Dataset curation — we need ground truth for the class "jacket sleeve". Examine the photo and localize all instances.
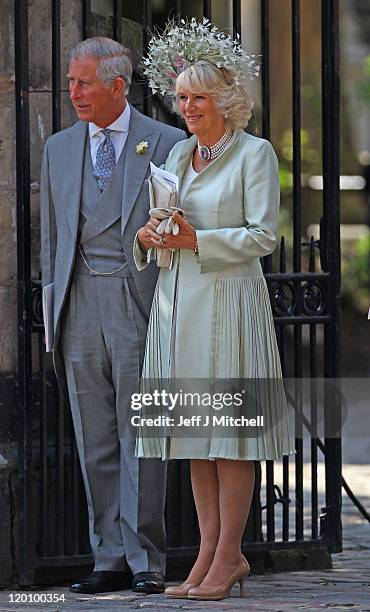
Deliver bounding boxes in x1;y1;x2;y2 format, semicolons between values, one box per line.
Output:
196;139;280;274
40;140;57;287
133;230;151;271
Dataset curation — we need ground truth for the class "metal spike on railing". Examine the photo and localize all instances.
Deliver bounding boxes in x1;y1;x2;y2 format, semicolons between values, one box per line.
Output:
309;236;316;273
280;235;286;273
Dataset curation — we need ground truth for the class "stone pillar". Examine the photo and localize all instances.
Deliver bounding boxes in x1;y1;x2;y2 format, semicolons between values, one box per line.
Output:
0;5;17;374
0;0;17;588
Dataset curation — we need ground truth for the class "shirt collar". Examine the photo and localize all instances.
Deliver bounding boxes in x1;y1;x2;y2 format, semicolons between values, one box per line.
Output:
89;103;131;139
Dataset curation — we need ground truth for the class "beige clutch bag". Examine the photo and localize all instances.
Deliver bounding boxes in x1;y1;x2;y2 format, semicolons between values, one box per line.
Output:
147;173;183;269
148;172;178;209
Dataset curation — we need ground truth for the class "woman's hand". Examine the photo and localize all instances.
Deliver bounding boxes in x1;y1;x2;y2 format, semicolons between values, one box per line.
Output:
137;218;161;252
154;212;197;251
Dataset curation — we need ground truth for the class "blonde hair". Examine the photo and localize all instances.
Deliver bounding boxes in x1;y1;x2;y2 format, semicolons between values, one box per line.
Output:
174;61;253;130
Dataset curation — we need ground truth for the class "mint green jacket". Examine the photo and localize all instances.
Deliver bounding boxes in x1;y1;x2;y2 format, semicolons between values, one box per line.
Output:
134;131;295;460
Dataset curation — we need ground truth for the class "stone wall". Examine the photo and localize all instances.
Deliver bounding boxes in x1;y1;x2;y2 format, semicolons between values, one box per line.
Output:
0;2;17;375
0;1;17;587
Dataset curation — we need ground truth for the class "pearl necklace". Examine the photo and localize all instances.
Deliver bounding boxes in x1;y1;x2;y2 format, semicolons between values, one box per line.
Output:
198;131;233;162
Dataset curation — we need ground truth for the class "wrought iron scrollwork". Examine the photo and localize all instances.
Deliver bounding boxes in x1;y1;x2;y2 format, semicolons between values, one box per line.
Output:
268;275;328;320
270;281;296;317
261;484;291;511
302;281;326;316
32;280;43;328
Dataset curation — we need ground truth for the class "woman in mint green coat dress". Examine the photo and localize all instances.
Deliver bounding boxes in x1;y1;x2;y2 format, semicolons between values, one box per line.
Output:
135;60;294;601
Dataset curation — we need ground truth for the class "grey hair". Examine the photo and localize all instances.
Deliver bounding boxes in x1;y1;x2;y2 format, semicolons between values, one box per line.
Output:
69;37;132;94
174;61;254;130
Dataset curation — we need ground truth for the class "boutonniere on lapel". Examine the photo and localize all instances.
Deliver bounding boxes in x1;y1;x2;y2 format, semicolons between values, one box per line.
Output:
136;141;149;155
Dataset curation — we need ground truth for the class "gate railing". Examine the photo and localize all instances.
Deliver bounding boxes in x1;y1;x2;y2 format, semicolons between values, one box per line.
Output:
15;0;341;584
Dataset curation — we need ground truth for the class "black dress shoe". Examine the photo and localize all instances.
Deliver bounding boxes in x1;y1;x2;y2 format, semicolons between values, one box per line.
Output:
70;571;129;594
132;571;165;594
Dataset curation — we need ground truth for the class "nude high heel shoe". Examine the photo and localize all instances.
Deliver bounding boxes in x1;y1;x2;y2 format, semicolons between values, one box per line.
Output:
187;556;250;601
165;576;205;599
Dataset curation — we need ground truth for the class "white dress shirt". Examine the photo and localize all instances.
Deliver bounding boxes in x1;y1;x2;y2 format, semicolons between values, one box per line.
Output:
89;103;131;167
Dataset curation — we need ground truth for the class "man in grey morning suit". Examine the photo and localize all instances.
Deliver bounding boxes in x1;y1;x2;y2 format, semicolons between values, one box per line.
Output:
40;37;186;595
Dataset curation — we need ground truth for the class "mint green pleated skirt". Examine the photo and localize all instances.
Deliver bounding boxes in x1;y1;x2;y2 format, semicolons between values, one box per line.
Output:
135;250;295;461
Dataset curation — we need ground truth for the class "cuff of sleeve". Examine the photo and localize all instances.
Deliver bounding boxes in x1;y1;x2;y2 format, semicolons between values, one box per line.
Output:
193;231;200;263
195;229;216;273
133;231;150;271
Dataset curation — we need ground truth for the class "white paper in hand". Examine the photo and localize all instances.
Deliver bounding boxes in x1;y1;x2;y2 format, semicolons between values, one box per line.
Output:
42;283;54;352
150;162;179;192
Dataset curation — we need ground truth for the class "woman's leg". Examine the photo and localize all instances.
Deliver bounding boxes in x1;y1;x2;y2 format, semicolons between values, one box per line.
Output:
185;459;220;582
200;459;255;585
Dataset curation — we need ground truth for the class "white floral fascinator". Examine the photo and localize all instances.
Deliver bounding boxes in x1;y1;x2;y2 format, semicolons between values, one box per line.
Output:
143;17;260;98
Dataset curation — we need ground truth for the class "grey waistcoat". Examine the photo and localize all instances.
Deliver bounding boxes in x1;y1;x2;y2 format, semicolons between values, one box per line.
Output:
75;136;132;277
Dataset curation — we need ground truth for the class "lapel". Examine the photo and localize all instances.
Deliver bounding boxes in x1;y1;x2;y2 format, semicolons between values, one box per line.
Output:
171;135;197;188
121;105;160;234
62;121;88;239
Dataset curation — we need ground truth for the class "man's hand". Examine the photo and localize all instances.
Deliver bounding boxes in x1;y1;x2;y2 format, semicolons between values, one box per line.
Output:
137;218;161;252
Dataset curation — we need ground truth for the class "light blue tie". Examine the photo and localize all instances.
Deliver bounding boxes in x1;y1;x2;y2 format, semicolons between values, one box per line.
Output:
94;129;116;191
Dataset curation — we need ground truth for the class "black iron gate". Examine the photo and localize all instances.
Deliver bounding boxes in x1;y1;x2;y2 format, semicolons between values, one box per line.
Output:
15;0;341;584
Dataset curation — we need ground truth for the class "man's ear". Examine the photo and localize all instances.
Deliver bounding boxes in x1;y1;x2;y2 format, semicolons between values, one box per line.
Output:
112;77;126;98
